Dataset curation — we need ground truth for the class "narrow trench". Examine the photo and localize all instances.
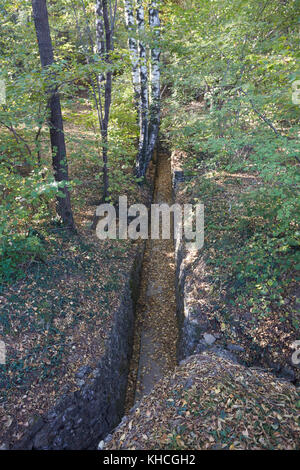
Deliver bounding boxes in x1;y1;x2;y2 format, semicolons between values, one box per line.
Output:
125;152;179;411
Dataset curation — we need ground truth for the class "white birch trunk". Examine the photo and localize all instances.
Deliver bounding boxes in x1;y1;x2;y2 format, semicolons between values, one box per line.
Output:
136;0;149;178
95;0;105;84
124;0;140;113
147;0;160;171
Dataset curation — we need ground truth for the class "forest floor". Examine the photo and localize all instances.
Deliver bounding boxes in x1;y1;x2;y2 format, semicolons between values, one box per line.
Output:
0;99;148;448
1;97;299;449
105;351;299;450
103;100;299;450
171;137;299;383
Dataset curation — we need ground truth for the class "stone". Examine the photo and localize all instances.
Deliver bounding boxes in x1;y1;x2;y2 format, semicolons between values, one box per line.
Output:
93;369;100;378
213;346;240;365
76;365;92;379
227;343;245;353
184;378;195;390
195;340;209;354
269;362;281;373
33;429;49;449
98;440;105;450
76;379;85;388
280;366;295;382
203;333;216;345
173;170;185;187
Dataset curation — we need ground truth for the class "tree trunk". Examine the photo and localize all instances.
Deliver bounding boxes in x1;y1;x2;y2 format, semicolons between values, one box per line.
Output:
124;0;140;115
95;0;105;84
147;0;161;173
136;0;149;178
100;0;113;201
31;0;75;230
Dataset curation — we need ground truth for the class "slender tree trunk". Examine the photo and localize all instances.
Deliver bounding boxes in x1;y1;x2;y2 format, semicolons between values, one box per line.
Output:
124;0;140;115
95;0;105;83
94;0;116;202
146;0;160;173
136;0;149;178
101;0;113;201
31;0;75;230
95;0;108;200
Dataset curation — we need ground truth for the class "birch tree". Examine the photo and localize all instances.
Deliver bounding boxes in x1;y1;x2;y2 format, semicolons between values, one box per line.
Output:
124;0;140;114
95;0;105;84
124;0;161;179
94;0;117;201
31;0;75;230
136;0;149;178
147;0;160;172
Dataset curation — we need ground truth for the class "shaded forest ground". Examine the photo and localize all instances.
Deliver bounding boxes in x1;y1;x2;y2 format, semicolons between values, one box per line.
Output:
105;352;299;450
103;98;300;451
0;98;148;447
1;0;299;452
169;100;299;383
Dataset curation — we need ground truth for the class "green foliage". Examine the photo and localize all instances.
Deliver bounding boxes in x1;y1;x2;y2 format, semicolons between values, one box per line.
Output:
0;233;46;285
162;0;300;318
0;151;63;284
0;0;139;282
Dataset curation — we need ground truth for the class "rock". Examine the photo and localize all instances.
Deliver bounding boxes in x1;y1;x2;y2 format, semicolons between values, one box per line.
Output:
184;378;195;390
173;170;184;185
203;333;216;345
227;343;245;353
33;429;49;449
269;362;281;373
212;346;240;364
243;312;252;321
76;365;92;379
195;340;209;354
103;434;113;446
27;416;44;434
93;368;100;378
76;379;85;388
279;366;295;382
98;440;104;450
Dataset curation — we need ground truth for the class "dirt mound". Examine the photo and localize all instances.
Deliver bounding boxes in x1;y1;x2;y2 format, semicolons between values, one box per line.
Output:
104;351;300;450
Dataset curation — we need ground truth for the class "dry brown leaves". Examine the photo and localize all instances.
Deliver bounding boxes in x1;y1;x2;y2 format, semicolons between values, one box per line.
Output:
105;352;300;450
